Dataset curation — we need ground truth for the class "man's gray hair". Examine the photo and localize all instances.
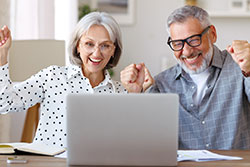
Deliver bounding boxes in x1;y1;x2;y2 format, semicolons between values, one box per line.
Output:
166;5;211;34
69;12;122;69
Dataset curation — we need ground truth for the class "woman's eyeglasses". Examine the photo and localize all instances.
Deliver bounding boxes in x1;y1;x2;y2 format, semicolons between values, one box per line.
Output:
80;40;115;55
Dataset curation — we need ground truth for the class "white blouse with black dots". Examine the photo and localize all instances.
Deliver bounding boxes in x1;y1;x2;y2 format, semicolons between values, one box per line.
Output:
0;63;127;148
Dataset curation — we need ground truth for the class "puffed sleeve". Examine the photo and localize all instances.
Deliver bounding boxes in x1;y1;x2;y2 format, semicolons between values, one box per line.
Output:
0;63;44;114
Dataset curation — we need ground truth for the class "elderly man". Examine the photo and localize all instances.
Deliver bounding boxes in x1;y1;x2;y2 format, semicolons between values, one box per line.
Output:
120;5;250;150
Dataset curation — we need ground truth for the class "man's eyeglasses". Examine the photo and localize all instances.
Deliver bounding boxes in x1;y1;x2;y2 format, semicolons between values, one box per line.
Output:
80;40;115;55
167;26;211;51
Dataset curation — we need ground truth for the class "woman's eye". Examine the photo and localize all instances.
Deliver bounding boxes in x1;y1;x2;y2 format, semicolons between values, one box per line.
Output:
103;44;110;48
100;44;111;50
85;42;94;47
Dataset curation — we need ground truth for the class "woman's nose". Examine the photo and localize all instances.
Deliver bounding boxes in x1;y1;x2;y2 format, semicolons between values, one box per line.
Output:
92;46;101;56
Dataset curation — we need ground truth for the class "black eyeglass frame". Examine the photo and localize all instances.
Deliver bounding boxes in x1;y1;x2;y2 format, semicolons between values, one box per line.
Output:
167;25;211;51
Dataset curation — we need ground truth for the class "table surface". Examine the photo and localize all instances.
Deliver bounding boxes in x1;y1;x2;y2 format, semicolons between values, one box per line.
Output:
0;150;249;167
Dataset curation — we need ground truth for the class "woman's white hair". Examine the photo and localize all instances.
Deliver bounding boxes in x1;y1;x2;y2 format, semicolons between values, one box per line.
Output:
69;12;122;69
166;5;211;34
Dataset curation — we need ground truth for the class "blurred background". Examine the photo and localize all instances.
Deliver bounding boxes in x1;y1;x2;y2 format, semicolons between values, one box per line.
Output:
1;0;250;142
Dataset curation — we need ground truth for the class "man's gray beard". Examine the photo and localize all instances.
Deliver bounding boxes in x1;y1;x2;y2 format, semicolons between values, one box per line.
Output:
175;44;214;74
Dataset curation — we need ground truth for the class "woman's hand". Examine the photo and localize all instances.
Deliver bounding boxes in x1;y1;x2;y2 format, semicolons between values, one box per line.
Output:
0;25;12;66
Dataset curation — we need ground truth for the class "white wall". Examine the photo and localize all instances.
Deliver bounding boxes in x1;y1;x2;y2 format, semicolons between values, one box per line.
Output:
212;18;250;48
112;0;250;80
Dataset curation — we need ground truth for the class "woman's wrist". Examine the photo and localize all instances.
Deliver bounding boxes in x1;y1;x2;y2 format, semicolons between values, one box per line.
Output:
0;50;8;66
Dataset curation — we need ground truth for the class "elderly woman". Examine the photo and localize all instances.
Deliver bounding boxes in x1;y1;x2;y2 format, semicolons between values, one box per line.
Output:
0;12;126;148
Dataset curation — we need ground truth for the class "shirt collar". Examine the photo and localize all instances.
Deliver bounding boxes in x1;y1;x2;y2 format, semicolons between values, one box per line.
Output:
175;64;183;80
210;45;224;69
67;64;115;89
67;64;82;80
174;45;224;80
96;69;115;89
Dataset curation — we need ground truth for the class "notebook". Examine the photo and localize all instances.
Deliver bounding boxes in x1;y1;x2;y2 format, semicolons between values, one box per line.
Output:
66;93;179;166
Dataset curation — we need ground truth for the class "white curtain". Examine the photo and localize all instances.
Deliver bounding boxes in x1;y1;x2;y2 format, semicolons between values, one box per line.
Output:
54;0;78;65
12;0;55;40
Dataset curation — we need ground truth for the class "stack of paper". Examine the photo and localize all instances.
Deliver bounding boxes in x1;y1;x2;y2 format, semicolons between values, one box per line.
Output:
178;150;242;162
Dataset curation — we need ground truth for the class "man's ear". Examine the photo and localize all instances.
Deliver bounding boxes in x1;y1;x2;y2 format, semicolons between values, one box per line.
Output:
209;25;217;43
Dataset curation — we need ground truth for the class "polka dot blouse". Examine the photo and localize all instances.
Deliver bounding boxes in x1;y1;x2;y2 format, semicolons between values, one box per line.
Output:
0;63;127;148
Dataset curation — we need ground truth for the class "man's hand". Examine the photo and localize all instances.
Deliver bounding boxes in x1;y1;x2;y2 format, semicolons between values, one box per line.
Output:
120;63;145;93
0;25;12;66
120;63;154;93
227;40;250;74
143;67;154;92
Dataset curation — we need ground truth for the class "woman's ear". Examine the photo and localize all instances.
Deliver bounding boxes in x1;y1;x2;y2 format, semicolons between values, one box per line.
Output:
112;46;116;57
76;42;80;53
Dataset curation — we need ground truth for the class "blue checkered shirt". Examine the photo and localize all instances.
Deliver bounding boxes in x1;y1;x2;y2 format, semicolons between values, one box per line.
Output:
149;45;250;150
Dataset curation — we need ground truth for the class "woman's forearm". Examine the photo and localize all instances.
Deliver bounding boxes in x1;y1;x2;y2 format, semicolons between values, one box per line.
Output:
0;49;8;66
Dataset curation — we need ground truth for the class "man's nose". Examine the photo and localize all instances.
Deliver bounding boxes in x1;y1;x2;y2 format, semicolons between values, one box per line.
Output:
181;42;193;57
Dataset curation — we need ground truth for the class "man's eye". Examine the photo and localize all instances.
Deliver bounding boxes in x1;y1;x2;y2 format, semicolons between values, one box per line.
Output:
188;39;200;45
172;42;183;47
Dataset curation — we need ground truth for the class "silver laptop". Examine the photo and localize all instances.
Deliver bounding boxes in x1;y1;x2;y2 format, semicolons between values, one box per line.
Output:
66;94;179;166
